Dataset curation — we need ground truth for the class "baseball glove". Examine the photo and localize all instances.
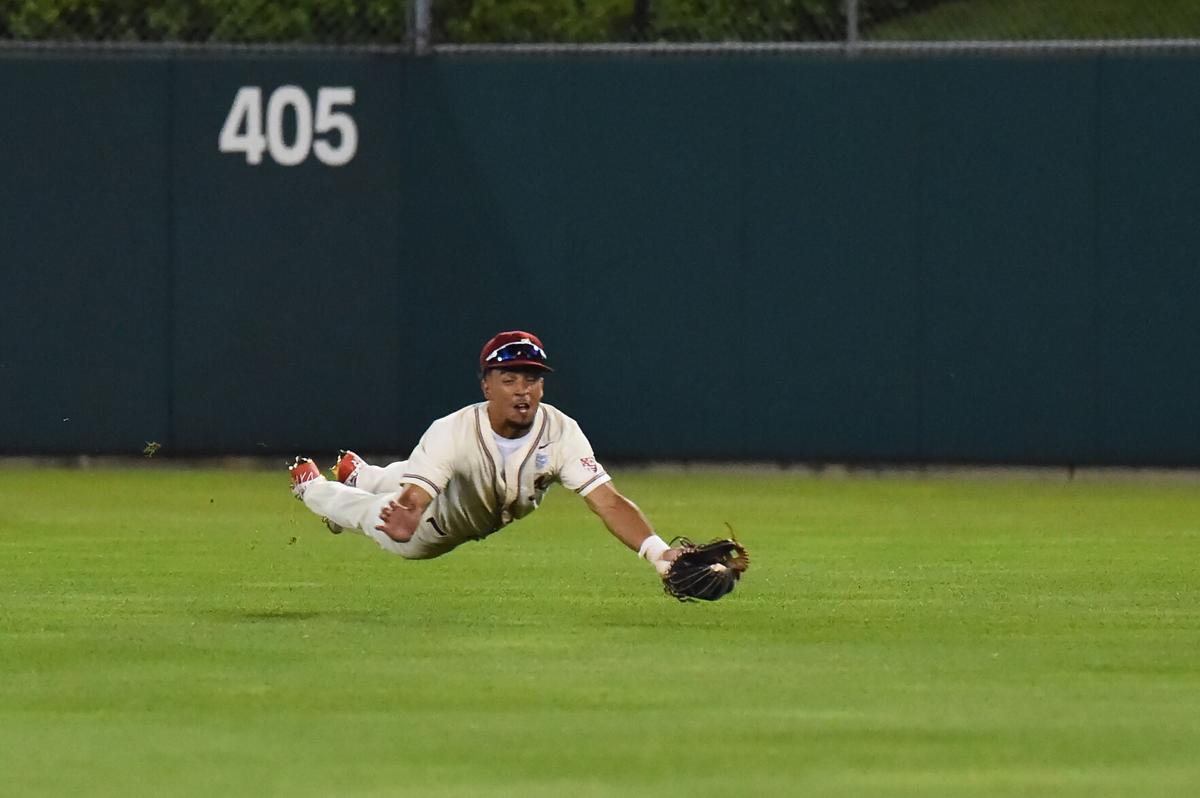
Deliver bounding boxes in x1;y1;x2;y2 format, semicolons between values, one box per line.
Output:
662;536;750;602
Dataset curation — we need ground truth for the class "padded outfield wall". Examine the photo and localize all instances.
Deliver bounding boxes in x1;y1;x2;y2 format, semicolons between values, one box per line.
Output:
2;51;1198;464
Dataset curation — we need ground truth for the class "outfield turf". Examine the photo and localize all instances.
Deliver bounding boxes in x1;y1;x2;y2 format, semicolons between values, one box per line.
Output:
2;468;1199;797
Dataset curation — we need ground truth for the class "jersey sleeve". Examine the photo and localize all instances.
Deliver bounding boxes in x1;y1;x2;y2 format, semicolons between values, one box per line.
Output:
399;417;457;499
556;417;612;497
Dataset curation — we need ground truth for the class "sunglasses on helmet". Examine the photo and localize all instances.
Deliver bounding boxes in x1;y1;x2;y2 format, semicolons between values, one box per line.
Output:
484;339;548;365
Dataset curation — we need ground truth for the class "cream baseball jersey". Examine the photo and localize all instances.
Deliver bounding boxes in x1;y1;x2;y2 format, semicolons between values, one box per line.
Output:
400;402;611;542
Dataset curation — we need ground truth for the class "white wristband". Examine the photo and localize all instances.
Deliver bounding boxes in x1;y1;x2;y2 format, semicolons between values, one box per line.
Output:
637;534;671;564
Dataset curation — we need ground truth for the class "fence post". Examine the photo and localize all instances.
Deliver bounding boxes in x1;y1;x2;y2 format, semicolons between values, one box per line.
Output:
412;0;432;55
846;0;860;51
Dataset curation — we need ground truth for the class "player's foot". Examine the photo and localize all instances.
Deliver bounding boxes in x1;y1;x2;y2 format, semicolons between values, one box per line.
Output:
333;449;365;486
321;517;345;535
288;456;323;498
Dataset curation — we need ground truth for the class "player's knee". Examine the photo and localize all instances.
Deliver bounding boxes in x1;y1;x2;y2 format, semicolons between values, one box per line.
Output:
369;535;442;560
394;543;448;561
369;533;410;558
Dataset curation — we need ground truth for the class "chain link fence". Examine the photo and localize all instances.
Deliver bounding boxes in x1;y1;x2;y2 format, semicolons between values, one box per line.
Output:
1;0;1199;48
0;1;409;46
866;0;1200;42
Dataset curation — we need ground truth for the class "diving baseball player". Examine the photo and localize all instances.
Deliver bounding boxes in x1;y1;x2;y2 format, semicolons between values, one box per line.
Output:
288;330;681;576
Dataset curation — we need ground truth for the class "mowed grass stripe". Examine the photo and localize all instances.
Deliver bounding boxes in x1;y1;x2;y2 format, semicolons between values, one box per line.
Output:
2;469;1198;797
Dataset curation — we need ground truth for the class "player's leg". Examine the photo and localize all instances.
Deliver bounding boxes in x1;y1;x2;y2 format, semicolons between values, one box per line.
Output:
352;461;409;494
334;450;409;495
294;466;457;560
300;479;428;557
300;478;389;538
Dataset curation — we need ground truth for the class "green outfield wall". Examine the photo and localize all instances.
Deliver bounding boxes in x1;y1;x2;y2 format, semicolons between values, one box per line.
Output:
2;51;1198;464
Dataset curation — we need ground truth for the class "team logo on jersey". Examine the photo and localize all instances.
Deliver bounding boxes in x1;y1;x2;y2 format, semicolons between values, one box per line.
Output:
580;456;598;473
535;452;549;470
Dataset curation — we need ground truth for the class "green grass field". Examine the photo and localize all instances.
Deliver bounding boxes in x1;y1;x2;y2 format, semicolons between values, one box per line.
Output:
3;467;1200;797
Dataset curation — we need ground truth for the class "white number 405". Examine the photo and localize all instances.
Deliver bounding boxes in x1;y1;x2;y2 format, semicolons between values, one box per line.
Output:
219;86;358;167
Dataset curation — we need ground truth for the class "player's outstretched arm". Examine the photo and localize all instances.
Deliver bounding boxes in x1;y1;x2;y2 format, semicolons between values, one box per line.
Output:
375;484;434;543
583;483;679;575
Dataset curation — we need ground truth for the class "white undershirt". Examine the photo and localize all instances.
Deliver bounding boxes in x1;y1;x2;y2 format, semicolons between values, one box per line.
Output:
492;428;533;468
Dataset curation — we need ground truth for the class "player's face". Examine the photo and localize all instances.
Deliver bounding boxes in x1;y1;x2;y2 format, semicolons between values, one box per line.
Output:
482;368;545;435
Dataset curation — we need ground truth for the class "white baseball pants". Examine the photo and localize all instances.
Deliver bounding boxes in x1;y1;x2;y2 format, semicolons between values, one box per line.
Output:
301;460;455;560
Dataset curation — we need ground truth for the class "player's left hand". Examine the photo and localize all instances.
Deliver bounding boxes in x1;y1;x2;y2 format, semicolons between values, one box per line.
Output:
660;538;750;601
653;548;681;577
